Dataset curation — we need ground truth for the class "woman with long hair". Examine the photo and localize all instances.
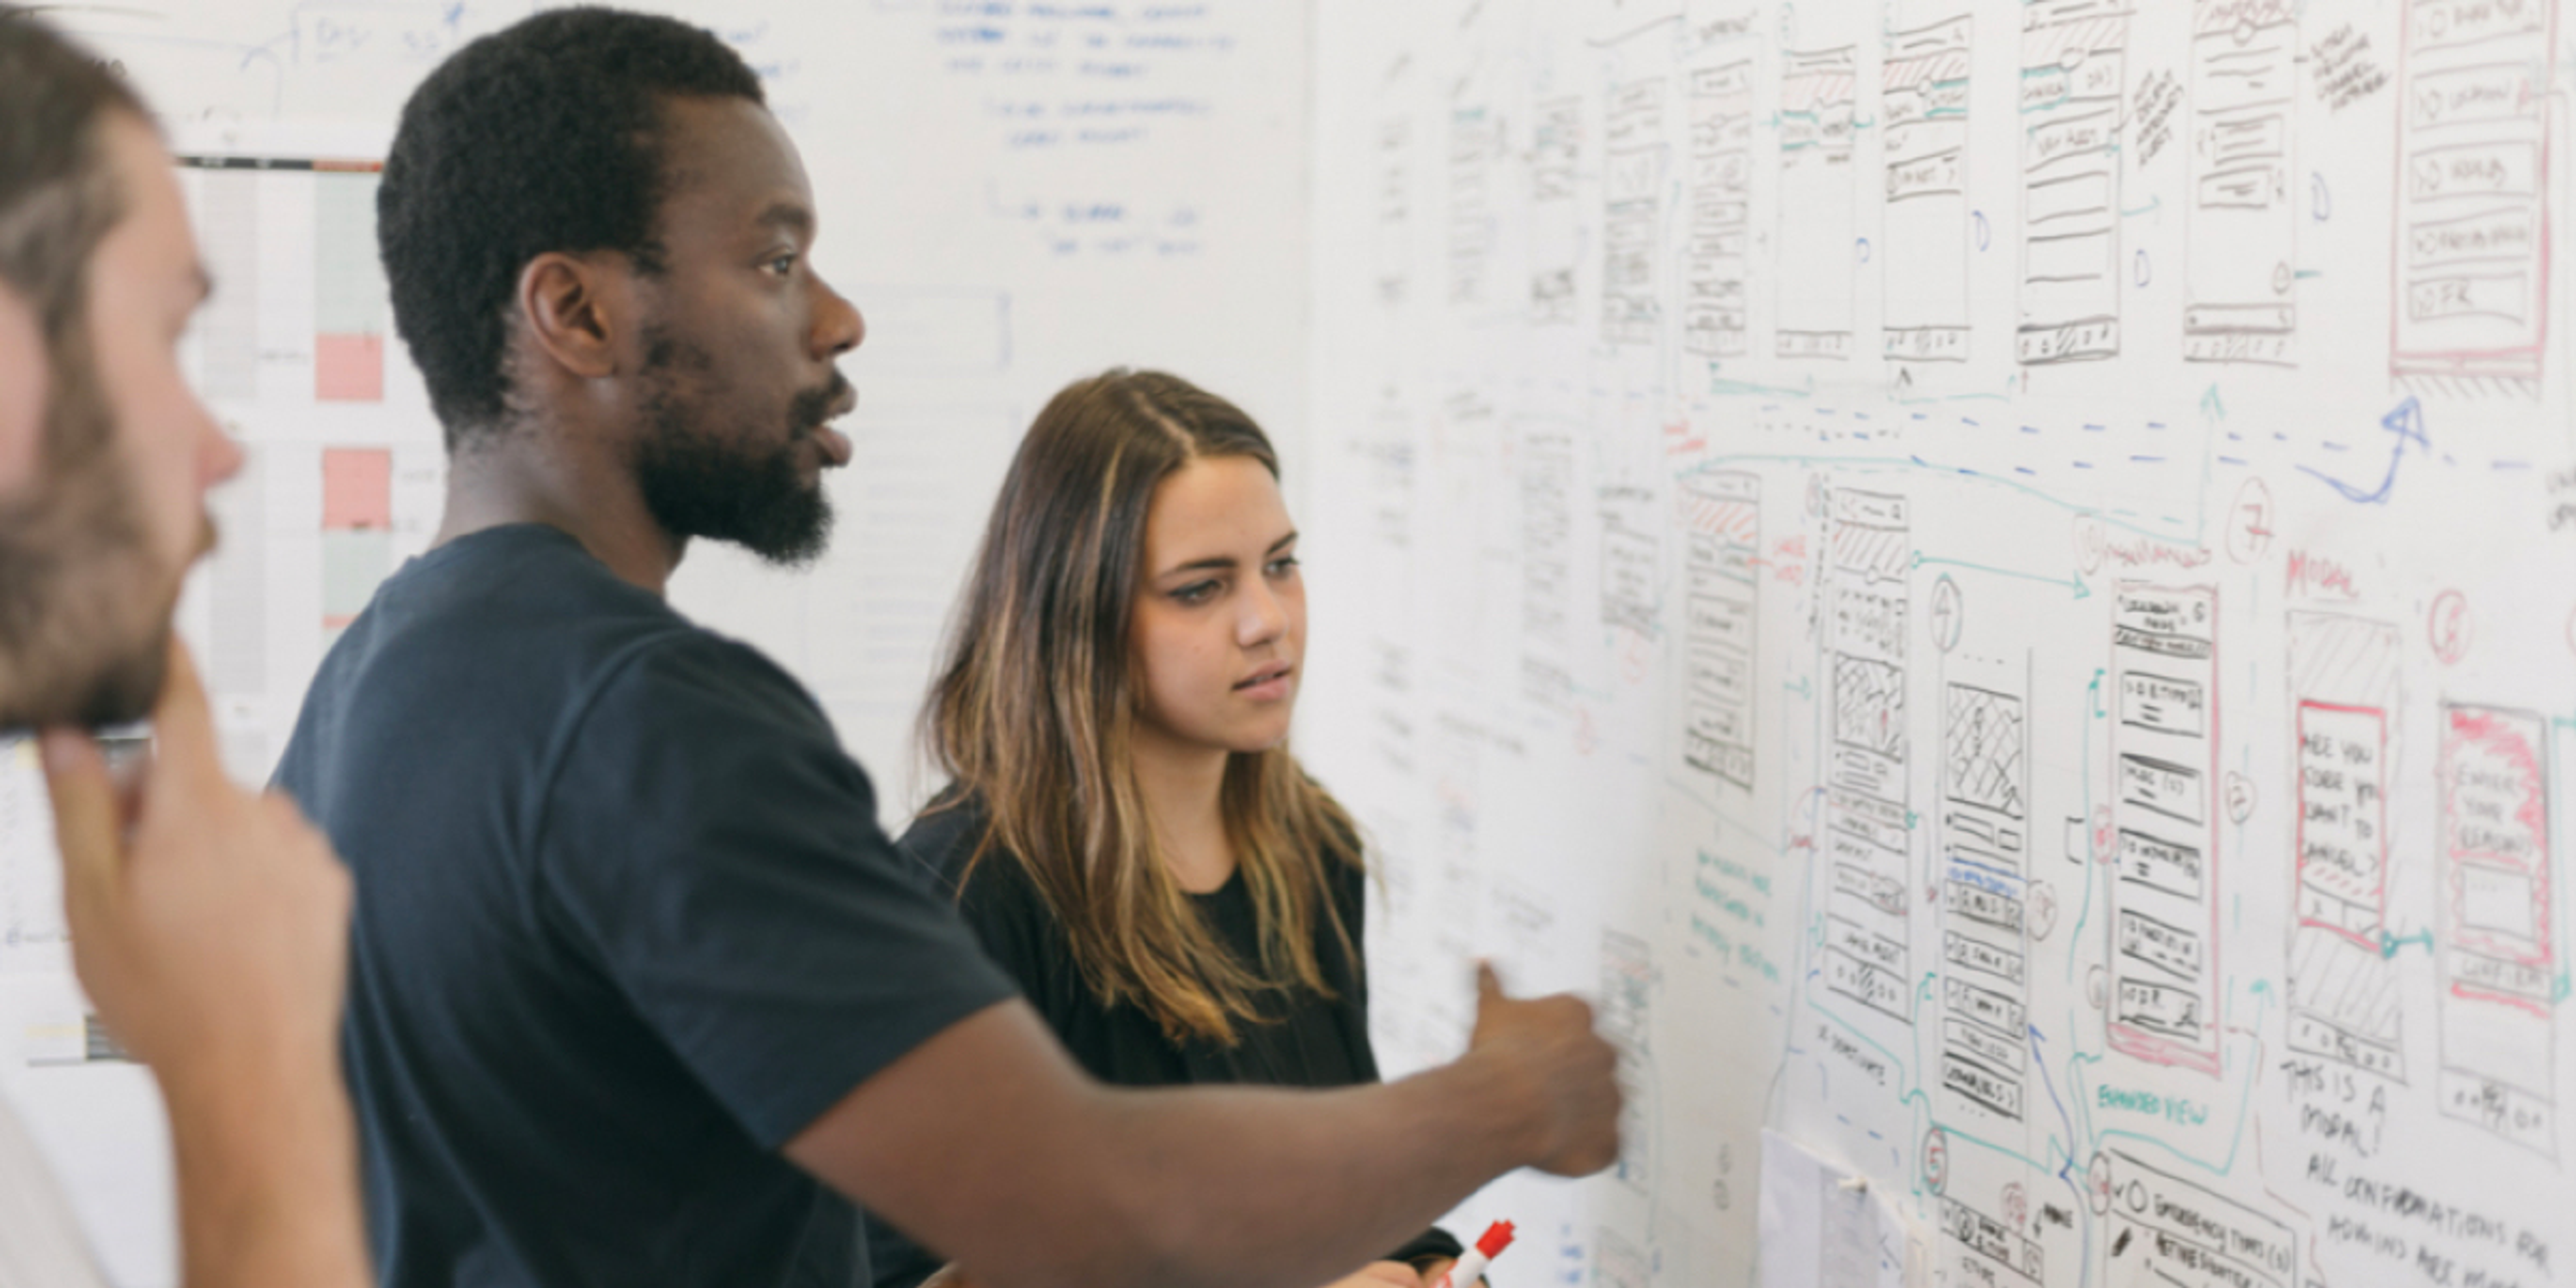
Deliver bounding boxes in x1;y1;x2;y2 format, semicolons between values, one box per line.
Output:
865;370;1461;1288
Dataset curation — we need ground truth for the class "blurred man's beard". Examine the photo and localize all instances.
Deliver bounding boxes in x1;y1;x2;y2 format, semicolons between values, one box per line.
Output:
631;325;837;569
0;327;172;729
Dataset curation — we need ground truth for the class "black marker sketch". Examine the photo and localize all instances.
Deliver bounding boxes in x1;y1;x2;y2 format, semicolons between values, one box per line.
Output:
1685;63;1754;357
2017;1;2129;365
2104;1152;2296;1288
2391;0;2554;394
2185;0;2298;365
1681;472;1759;788
1884;17;1972;363
2285;613;2404;1080
1603;78;1669;345
1825;490;1912;1022
2110;584;2222;1074
1449;104;1503;307
1777;46;1857;360
2437;703;2556;1156
1531;96;1582;325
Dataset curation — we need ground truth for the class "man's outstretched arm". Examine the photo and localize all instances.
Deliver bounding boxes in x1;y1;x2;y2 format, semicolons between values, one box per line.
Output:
790;963;1618;1288
42;642;371;1288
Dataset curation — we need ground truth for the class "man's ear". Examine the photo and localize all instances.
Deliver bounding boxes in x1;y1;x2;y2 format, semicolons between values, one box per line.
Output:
515;251;631;382
0;282;47;490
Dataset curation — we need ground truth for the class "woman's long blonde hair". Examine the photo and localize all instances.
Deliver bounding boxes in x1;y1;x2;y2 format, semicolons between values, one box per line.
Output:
922;369;1361;1045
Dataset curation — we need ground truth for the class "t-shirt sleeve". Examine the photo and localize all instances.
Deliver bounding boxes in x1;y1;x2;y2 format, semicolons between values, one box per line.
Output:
534;633;1019;1149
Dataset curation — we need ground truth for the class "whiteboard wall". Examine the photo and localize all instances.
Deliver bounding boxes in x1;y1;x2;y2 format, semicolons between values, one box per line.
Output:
1306;3;2576;1288
1;4;1309;1283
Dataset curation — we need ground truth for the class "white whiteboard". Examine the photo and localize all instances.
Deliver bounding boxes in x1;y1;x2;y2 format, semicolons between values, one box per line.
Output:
1;4;1309;1283
1307;3;2576;1288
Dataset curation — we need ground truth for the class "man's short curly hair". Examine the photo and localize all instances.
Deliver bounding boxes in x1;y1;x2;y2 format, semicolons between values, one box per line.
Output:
379;7;762;444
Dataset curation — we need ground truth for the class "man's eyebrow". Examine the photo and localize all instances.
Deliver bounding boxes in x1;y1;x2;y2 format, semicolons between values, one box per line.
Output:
755;201;815;239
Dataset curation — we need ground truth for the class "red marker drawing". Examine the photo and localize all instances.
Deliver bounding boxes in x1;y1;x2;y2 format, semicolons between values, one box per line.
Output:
1430;1221;1515;1288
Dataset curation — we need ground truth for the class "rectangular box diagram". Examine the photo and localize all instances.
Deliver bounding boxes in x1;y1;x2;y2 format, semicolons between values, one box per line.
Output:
1603;79;1669;346
1685;63;1754;357
2392;0;2555;385
2285;612;2404;1079
2438;704;2556;1155
1883;17;1973;363
1939;673;2029;1120
1681;472;1758;789
1777;47;1857;360
1824;490;1912;1022
2184;0;2297;365
2017;1;2129;365
2110;584;2222;1074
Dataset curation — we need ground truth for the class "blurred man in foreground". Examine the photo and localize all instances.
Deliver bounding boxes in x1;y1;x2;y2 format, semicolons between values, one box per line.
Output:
0;11;369;1286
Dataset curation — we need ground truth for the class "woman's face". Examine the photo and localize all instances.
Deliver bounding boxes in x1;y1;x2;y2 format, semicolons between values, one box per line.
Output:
1129;454;1305;757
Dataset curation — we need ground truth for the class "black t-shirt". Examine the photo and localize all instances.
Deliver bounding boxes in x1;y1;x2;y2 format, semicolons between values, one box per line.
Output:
864;794;1460;1288
271;524;1018;1288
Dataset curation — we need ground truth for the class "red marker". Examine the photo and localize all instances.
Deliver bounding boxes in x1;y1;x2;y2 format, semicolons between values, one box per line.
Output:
1431;1221;1515;1288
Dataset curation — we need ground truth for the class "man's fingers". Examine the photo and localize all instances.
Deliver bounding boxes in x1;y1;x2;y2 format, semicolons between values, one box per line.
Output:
1475;960;1504;1005
38;728;123;918
144;637;226;795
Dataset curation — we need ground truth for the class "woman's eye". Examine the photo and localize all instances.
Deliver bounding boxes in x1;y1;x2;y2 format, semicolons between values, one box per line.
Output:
1172;581;1219;605
1266;556;1300;577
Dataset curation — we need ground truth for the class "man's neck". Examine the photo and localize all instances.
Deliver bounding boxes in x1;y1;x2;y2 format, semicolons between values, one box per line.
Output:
432;426;684;596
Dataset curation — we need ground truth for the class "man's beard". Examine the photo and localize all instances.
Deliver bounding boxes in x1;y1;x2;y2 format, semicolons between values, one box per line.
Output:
632;327;842;569
0;324;176;730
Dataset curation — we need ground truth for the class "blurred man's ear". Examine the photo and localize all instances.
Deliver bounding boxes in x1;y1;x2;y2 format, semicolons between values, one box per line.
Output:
0;282;44;489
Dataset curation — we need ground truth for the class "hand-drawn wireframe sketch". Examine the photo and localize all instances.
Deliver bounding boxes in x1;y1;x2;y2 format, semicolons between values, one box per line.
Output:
1530;96;1582;325
1685;62;1755;357
1522;430;1577;708
2436;704;2556;1156
2102;1152;2296;1288
1883;16;1972;363
2390;0;2555;392
1681;472;1759;788
2016;1;2129;366
2183;0;2297;366
2285;613;2405;1080
1449;104;1504;307
1938;671;2031;1120
1603;78;1670;345
1376;115;1413;306
1601;930;1656;1191
1942;1194;2044;1287
1824;490;1913;1023
2109;584;2223;1075
1777;46;1857;360
1600;486;1663;634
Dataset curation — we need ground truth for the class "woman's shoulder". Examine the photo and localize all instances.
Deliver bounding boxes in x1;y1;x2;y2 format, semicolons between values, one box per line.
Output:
896;789;1033;903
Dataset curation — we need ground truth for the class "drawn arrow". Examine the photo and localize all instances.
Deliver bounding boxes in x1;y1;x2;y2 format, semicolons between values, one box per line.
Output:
1914;552;2091;599
1786;675;1814;700
2298;397;2427;505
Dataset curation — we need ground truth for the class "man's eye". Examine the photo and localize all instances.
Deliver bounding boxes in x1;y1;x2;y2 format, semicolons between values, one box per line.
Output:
766;253;798;276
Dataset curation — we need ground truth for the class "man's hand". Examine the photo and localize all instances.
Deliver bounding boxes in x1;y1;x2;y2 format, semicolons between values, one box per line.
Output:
40;639;350;1080
1330;1263;1425;1288
1463;962;1621;1177
39;638;368;1288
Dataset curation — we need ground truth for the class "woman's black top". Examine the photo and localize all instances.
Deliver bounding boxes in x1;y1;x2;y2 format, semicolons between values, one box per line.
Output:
863;793;1462;1288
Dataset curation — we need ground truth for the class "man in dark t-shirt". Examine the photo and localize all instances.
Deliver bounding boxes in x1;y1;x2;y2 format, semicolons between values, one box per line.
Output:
274;11;1622;1288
